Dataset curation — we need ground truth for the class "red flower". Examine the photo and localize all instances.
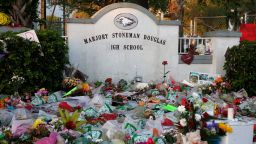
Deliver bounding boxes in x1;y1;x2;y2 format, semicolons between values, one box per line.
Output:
162;61;168;65
147;137;154;144
161;118;174;126
233;98;241;105
76;105;82;110
104;86;113;91
65;121;76;129
173;85;181;91
24;104;33;110
105;78;112;84
188;119;196;130
171;80;176;85
202;112;209;119
100;113;117;121
59;102;74;112
202;97;208;103
181;98;187;106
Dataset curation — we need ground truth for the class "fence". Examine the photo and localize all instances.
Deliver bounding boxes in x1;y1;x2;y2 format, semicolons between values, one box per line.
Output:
179;37;212;55
46;17;64;36
246;14;256;24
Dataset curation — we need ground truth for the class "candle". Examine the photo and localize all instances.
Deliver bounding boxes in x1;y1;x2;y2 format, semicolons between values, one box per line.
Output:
228;108;234;120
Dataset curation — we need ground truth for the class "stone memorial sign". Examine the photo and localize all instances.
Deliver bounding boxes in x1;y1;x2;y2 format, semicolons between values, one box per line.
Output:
67;3;180;82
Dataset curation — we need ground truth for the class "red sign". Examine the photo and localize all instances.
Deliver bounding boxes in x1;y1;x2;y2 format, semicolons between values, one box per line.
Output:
240;24;256;41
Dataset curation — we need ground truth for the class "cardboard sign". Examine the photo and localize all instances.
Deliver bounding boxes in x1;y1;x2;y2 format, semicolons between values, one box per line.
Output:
17;30;40;43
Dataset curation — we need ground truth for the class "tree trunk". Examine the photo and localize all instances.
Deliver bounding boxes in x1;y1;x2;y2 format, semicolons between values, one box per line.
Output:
177;0;185;36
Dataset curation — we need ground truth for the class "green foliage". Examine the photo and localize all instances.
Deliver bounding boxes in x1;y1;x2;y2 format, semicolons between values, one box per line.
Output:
148;0;169;12
0;30;69;94
54;0;168;17
0;0;14;13
224;41;256;96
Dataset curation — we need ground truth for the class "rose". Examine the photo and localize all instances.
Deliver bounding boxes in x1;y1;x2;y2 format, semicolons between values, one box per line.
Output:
195;114;201;121
65;121;76;129
202;112;209;119
178;105;186;113
162;61;168;65
179;118;187;127
76;105;82;110
233;98;241;105
202;97;208;103
105;78;112;84
59;101;74;112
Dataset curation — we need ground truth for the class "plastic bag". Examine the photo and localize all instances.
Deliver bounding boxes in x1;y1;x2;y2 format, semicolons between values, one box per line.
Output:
11;115;33;137
89;94;105;109
0;109;14;126
14;108;32;120
48;91;64;103
144;117;163;134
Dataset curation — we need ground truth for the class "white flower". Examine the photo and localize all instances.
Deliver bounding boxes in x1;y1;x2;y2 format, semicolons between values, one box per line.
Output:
195;114;201;121
179;118;187;127
178;105;186;113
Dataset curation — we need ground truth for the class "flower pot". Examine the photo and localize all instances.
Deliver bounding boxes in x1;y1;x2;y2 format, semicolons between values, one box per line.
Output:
205;136;221;144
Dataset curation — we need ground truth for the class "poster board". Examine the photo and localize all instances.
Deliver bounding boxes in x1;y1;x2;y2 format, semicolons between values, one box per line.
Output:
189;71;220;85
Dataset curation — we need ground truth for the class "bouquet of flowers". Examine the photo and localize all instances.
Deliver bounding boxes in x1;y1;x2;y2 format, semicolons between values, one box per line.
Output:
176;101;232;144
9;75;25;97
35;88;48;96
62;77;82;91
200;121;232;143
212;76;232;94
176;103;203;135
58;102;86;132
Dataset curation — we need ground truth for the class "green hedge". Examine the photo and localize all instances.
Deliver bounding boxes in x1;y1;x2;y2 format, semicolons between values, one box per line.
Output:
224;41;256;96
0;30;69;94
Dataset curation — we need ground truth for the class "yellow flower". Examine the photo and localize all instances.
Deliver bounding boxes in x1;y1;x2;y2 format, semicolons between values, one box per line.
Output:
226;125;233;133
218;123;233;133
33;119;44;129
218;123;225;129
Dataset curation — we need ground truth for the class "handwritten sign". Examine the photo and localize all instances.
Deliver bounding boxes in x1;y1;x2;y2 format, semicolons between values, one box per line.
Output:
17;30;40;43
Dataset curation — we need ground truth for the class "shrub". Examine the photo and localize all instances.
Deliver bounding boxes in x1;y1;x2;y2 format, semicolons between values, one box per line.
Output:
0;30;69;94
224;41;256;96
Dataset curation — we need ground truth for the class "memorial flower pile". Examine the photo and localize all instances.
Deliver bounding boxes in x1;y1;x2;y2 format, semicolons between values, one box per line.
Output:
3;75;256;144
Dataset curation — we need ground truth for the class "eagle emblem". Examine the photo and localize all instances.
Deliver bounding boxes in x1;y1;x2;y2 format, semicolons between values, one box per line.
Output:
114;13;138;30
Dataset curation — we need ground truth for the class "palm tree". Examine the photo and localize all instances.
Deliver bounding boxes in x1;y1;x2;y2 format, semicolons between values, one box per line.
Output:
1;0;39;28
